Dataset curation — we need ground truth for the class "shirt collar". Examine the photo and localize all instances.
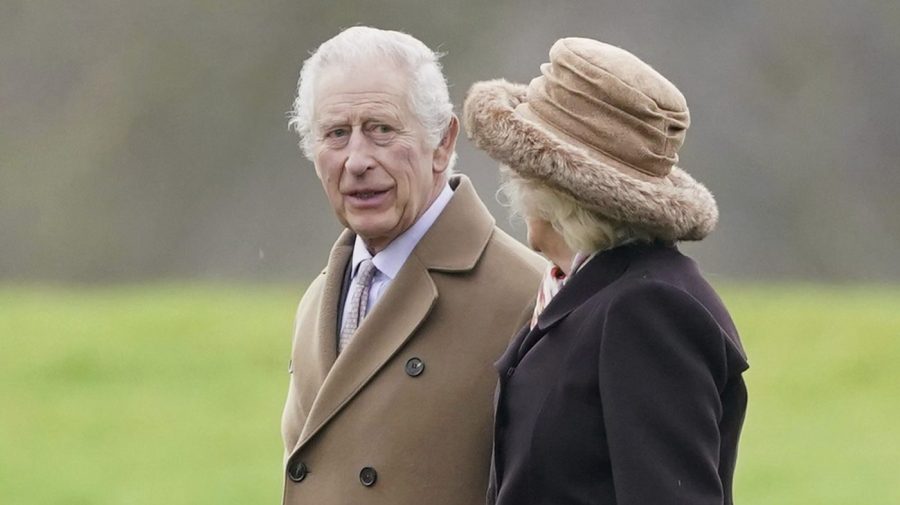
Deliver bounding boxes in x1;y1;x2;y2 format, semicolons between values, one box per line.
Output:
350;183;454;279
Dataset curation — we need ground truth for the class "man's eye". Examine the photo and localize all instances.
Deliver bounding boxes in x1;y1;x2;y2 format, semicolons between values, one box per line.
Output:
370;124;394;135
326;128;347;138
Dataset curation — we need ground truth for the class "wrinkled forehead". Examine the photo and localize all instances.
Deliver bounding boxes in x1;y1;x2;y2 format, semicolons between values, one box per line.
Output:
312;60;422;134
313;57;412;108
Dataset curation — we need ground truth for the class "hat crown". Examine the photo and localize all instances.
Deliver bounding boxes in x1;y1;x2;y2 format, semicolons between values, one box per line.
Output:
554;38;687;112
525;37;690;178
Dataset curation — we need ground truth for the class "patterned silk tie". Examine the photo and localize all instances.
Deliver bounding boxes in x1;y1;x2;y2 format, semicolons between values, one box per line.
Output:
339;258;377;353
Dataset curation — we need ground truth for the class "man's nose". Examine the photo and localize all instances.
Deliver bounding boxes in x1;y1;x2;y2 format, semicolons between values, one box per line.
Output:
344;131;375;176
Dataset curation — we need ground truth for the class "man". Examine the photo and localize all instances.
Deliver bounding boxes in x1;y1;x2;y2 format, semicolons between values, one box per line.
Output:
281;26;544;505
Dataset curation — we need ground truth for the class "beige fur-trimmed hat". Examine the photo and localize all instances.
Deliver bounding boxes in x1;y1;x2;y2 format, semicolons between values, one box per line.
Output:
463;37;718;241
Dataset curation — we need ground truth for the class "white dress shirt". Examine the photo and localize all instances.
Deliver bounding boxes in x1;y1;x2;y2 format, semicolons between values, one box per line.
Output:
340;183;454;330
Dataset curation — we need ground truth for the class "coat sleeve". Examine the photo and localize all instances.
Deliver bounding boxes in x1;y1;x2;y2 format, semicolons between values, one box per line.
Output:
596;279;728;505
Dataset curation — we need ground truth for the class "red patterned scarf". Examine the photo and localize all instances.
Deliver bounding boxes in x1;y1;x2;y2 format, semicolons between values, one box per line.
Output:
529;252;592;329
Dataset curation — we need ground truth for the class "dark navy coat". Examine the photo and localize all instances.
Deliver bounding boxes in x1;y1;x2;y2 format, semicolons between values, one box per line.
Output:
490;242;749;505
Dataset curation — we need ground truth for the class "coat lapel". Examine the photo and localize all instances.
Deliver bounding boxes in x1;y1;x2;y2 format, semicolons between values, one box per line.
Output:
494;324;529;374
295;252;437;449
293;230;353;426
293;175;495;452
507;244;637;362
536;245;635;329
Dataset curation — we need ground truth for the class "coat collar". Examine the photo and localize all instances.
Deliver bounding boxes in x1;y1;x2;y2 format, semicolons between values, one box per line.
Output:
494;243;636;374
412;174;496;272
534;242;641;331
292;174;496;453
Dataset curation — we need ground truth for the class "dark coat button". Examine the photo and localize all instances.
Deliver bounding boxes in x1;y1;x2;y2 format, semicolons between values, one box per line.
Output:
287;460;308;482
359;466;378;487
405;357;425;377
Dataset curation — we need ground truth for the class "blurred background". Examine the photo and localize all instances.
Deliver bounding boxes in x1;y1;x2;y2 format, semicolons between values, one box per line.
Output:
1;0;898;504
3;0;900;283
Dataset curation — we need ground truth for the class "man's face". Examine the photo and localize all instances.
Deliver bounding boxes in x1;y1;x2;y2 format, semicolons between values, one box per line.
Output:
311;60;453;253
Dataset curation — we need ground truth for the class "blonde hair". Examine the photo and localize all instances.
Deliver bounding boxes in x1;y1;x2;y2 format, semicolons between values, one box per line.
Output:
499;170;653;253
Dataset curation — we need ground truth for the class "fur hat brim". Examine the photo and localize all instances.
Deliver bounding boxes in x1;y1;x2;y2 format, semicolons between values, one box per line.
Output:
463;79;719;241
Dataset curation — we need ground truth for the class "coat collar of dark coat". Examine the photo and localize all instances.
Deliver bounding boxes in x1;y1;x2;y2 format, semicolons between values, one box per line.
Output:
497;242;673;368
536;242;664;330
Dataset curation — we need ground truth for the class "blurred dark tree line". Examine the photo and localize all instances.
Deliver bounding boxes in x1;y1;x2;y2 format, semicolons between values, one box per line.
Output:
1;0;898;282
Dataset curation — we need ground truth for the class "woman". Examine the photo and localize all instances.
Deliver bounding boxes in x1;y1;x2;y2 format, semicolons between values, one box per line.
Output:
463;38;749;505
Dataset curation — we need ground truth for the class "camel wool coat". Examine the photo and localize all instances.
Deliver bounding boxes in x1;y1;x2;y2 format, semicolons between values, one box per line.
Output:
281;175;544;505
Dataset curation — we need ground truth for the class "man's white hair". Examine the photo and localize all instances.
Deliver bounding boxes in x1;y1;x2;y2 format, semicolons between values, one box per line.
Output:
499;170;654;254
289;26;457;173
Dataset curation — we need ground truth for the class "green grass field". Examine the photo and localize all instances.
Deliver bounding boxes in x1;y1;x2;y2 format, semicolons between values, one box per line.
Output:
1;282;898;504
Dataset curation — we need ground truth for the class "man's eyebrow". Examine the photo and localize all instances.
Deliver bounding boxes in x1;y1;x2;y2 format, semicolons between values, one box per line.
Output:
363;110;403;124
316;117;347;129
316;105;403;128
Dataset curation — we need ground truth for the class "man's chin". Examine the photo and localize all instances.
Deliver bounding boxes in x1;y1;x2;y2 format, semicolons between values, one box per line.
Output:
348;218;401;247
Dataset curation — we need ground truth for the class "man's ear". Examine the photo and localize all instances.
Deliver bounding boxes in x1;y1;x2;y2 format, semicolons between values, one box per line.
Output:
433;115;460;174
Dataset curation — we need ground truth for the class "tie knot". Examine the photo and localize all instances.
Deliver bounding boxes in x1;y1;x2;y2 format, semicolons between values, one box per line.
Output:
355;258;377;284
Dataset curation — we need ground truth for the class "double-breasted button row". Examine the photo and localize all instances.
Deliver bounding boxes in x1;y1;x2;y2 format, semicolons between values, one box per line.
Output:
286;461;378;488
287;460;308;482
359;466;378;486
405;357;425;377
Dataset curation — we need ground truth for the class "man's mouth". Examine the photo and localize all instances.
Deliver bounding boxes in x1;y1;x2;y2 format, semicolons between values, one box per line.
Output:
350;189;389;199
345;188;391;207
